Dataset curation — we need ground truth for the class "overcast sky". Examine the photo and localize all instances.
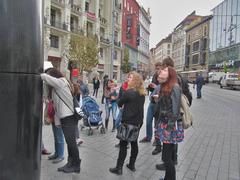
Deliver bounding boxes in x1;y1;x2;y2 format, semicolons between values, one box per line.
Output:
137;0;224;48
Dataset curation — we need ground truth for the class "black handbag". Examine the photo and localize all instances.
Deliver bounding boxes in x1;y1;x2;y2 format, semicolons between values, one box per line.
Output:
116;123;140;142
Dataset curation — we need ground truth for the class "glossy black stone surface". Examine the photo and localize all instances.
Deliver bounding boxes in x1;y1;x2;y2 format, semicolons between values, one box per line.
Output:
0;0;43;179
0;74;42;180
0;0;43;74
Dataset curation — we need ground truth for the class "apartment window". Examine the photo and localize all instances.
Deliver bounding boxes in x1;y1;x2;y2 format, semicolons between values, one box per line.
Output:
50;35;59;48
100;27;105;37
167;50;170;55
168;44;171;49
100;48;103;58
115;12;119;24
192;41;200;52
70;16;74;31
188;34;191;42
202;38;208;50
186;45;191;55
204;26;207;36
114;31;118;42
192;54;199;64
50;9;56;25
114;50;118;59
98;9;101;17
126;15;132;39
85;2;89;12
201;52;206;65
185;56;190;67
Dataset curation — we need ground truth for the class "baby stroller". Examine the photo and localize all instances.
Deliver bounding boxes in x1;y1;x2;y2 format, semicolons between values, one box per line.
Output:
80;96;105;135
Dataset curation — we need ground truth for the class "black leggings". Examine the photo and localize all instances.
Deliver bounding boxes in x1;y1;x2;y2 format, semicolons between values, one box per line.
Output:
117;140;138;167
162;143;176;180
61;115;80;164
93;88;99;97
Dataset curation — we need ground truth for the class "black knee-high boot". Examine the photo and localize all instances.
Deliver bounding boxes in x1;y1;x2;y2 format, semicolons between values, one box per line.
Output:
105;119;109;130
112;120;116;132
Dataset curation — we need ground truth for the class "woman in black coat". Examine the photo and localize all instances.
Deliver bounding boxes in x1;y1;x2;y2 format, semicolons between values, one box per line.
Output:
92;76;100;98
109;71;146;175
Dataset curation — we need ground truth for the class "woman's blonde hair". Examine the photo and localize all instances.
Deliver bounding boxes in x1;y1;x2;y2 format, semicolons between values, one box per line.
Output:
127;71;146;96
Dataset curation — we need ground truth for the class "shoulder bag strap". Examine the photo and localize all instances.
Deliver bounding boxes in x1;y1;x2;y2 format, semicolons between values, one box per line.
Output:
54;90;74;114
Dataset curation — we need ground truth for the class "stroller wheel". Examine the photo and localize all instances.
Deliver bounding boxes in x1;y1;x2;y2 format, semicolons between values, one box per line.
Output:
100;127;106;134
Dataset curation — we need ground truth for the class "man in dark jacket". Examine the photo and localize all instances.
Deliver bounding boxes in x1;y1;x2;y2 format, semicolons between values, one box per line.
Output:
194;73;204;99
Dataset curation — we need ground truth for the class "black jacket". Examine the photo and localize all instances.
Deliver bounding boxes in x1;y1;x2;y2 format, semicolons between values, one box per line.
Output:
158;85;181;126
118;89;145;126
177;74;192;106
93;79;100;89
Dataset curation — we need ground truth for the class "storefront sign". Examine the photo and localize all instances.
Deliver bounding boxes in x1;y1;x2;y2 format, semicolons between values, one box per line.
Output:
72;69;79;77
215;60;235;68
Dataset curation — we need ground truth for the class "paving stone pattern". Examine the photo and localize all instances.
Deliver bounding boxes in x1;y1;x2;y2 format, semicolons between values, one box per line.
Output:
41;84;240;180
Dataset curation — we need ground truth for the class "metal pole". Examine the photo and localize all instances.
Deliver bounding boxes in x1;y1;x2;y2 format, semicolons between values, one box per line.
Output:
110;0;115;79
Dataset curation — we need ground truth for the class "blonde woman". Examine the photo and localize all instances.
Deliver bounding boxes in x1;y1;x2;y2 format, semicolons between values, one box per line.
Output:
109;71;146;175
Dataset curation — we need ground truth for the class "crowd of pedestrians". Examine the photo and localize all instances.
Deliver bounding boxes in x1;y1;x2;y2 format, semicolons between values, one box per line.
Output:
41;56;196;180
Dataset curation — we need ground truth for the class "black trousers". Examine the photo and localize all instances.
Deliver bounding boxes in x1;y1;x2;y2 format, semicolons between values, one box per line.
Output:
101;89;105;104
162;144;178;162
117;140;138;167
61;115;80;165
93;88;99;97
162;143;176;180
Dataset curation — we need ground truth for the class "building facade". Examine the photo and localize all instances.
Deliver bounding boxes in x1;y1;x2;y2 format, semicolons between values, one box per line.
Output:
185;16;212;71
138;7;151;74
149;48;156;74
44;0;122;80
122;0;140;69
209;0;240;72
154;34;172;63
172;11;202;72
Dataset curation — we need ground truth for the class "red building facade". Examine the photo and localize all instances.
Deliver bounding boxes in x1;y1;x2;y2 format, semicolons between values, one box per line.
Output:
122;0;140;49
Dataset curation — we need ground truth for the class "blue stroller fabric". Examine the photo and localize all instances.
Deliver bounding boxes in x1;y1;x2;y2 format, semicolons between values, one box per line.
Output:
81;96;102;125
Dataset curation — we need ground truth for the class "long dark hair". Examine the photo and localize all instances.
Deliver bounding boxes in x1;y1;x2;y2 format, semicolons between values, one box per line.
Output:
45;68;64;97
159;66;177;96
46;68;64;78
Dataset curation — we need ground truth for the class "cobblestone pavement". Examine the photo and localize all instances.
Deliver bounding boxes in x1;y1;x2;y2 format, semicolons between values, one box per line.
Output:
41;83;240;180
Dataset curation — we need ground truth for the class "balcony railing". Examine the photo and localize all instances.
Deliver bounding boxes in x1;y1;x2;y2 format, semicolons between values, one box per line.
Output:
100;37;110;44
50;20;68;31
114;41;121;47
52;0;65;6
115;3;121;10
71;4;82;15
71;26;84;35
100;16;107;25
87;12;96;21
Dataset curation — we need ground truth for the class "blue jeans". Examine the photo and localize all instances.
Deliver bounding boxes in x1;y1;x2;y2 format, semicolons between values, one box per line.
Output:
105;102;117;121
146;102;154;140
196;85;202;98
115;109;123;128
52;123;64;158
